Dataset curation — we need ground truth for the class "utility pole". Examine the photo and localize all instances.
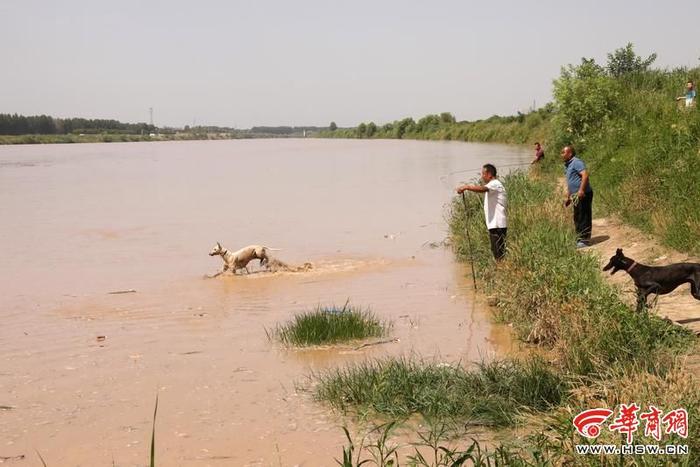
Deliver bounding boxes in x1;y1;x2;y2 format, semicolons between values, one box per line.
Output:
149;107;154;126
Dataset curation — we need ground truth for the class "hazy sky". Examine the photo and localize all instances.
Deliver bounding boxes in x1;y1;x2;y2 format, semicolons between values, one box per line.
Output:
1;0;698;128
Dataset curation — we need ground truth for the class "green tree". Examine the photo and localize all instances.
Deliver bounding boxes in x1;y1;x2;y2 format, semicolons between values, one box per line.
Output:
440;112;456;124
553;57;620;140
329;121;337;131
606;43;657;78
366;122;377;137
393;118;415;139
417;114;440;133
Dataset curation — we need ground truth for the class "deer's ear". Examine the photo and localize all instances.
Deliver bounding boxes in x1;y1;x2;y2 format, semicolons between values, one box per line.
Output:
217;242;221;248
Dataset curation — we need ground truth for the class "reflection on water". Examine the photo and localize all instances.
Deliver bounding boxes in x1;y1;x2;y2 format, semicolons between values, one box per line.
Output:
0;139;528;465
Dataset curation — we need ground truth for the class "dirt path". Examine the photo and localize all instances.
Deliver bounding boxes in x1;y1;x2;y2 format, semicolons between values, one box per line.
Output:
587;217;700;335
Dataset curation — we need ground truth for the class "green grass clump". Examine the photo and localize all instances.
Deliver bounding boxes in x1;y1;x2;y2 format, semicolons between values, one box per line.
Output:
270;304;389;346
313;357;565;427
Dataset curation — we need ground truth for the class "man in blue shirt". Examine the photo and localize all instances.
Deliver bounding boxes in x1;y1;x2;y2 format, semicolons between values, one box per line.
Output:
676;80;696;108
561;146;593;248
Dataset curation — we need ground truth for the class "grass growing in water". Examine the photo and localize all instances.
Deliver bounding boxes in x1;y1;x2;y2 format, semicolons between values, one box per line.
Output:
270;302;389;346
314;357;565;427
336;419;697;466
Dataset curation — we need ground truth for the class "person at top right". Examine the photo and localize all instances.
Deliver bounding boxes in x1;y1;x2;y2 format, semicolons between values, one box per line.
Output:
676;80;696;108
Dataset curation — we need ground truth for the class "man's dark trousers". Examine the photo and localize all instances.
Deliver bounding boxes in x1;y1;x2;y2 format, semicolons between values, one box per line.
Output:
573;191;593;243
488;228;507;260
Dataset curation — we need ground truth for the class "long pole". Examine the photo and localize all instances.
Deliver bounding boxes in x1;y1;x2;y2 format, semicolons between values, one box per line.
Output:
461;192;477;291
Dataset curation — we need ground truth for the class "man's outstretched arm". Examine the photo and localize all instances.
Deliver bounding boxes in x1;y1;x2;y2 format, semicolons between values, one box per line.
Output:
456;184;488;194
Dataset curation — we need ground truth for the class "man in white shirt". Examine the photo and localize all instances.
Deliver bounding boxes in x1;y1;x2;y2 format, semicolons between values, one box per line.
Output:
456;164;508;260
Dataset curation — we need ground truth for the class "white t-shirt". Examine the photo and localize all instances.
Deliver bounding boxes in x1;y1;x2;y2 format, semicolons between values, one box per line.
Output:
484;179;507;229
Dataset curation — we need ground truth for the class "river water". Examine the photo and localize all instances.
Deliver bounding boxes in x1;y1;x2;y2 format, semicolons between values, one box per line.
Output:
0;138;529;465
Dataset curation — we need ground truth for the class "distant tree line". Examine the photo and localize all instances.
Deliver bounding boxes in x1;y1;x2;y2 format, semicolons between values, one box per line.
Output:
182;125;237;134
0;113;156;135
249;126;326;135
323;112;463;139
321;43;670;144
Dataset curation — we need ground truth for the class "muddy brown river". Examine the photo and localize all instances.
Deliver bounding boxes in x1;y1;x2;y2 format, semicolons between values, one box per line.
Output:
0;139;529;466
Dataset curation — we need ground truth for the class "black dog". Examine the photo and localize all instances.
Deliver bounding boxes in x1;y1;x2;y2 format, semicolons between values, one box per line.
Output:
603;248;700;311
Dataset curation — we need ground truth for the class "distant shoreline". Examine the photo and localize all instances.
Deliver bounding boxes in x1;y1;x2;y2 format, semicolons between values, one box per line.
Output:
0;132;320;145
